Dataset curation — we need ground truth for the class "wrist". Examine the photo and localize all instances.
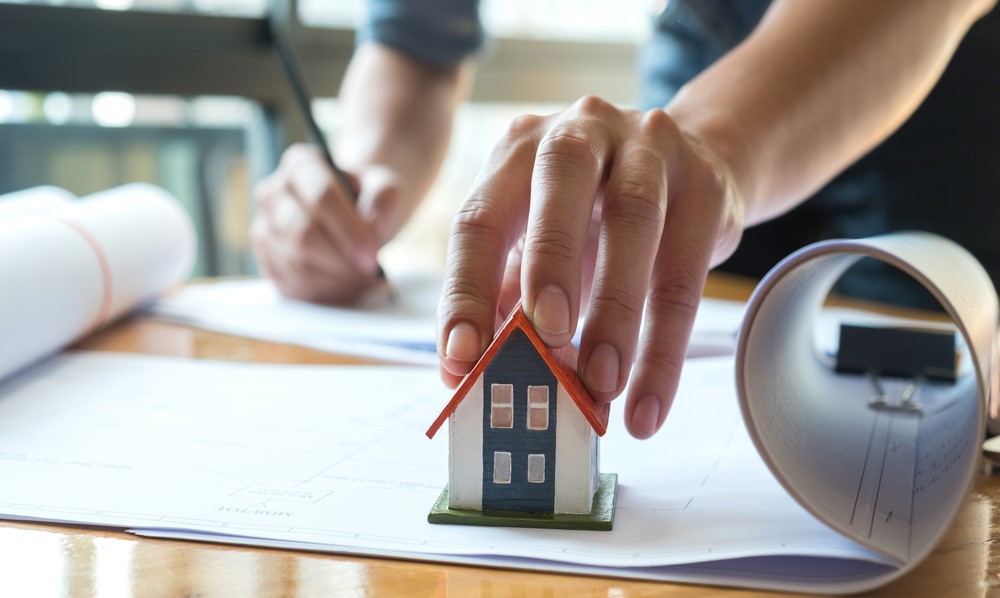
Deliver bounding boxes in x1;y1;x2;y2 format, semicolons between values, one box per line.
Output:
666;89;761;229
334;44;463;224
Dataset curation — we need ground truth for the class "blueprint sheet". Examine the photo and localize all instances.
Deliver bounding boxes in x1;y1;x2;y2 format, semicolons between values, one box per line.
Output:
150;276;749;364
0;353;892;592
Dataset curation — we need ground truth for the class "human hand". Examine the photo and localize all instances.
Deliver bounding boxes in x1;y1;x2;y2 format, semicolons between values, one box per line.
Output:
437;96;745;439
251;144;404;305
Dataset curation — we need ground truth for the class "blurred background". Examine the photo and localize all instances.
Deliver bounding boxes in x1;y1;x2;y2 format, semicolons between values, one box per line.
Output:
0;0;653;278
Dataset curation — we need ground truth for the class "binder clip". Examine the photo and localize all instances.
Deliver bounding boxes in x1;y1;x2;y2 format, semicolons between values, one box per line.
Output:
835;324;957;414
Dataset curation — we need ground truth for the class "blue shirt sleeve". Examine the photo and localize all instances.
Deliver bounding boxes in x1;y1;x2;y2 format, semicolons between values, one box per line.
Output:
360;0;483;67
638;0;769;108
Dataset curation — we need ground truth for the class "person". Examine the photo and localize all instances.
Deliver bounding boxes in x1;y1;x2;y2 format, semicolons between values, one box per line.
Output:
251;0;999;439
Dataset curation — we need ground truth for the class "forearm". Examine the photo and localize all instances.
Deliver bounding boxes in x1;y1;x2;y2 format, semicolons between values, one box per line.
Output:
667;0;996;227
335;42;469;222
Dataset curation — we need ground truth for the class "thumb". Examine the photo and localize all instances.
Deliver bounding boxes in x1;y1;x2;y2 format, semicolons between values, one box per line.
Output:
356;165;404;247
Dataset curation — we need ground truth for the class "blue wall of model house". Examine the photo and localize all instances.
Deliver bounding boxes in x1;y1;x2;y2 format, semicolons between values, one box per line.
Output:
482;329;556;512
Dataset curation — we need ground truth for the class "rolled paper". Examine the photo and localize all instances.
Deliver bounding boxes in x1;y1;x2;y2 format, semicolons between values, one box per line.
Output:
0;184;196;381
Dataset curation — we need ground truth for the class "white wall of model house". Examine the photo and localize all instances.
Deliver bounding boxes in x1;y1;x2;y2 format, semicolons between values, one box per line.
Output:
447;374;598;514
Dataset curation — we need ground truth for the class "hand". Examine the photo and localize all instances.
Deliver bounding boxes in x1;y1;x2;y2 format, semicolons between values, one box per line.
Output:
251;144;403;305
437;96;745;439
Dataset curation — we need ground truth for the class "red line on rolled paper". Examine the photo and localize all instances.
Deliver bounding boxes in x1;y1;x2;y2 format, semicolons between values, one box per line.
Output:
49;216;114;336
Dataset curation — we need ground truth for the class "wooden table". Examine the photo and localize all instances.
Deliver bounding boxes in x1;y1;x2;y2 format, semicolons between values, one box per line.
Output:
4;273;999;597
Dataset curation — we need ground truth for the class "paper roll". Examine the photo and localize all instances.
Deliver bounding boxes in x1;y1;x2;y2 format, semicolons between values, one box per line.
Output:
735;231;998;588
0;184;196;381
0;185;75;220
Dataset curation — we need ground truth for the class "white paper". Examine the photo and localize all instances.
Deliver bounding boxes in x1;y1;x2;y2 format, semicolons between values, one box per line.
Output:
151;275;440;365
151;277;747;364
0;352;892;594
0;186;75;220
0;185;195;381
736;232;997;585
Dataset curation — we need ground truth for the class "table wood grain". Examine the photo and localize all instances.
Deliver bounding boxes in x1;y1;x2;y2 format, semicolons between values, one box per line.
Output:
3;274;997;597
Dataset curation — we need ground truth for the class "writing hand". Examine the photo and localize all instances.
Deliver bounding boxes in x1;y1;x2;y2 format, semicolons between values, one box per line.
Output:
252;144;400;305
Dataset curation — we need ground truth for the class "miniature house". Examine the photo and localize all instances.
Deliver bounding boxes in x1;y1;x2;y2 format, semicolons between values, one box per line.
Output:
426;306;610;516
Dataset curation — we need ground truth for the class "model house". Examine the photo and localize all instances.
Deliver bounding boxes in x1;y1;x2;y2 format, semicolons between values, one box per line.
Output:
426;306;613;521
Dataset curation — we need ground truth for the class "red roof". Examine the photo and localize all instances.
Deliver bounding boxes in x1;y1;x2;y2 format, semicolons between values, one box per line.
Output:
426;305;609;439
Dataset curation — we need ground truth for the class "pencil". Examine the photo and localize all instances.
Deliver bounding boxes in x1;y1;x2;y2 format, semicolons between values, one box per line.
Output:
268;19;387;281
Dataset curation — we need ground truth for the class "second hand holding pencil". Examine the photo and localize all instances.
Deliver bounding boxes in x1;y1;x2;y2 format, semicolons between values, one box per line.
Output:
268;15;388;283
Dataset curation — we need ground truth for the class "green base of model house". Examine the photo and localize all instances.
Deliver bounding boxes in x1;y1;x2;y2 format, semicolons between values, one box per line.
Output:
427;473;618;531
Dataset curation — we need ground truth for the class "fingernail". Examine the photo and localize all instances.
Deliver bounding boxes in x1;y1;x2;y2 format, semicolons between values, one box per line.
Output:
631;395;662;439
531;285;570;335
584;343;620;394
445;322;481;363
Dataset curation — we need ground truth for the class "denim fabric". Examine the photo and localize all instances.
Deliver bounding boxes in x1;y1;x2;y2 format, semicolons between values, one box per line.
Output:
360;0;483;66
639;0;769;108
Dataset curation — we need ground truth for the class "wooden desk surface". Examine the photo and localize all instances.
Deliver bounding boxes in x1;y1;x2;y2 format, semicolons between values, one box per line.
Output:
5;273;999;597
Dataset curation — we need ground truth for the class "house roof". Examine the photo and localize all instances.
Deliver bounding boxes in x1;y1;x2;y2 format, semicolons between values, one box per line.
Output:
426;305;609;439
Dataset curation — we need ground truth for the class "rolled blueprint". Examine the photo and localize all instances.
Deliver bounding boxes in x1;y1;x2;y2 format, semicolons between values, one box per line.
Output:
0;185;75;219
0;184;196;381
735;232;998;592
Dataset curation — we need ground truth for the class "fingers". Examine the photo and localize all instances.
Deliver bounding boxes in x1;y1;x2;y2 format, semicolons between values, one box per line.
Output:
263;186;339;270
521;97;618;348
623;150;726;439
252;187;366;304
281;145;380;275
252;220;319;302
498;237;525;320
578;110;671;402
355;164;405;247
437;116;543;387
437;101;740;444
251;143;383;304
